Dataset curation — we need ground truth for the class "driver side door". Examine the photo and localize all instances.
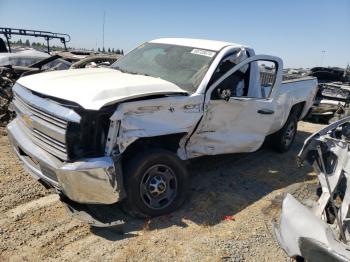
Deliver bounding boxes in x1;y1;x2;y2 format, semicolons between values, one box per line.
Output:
186;55;283;158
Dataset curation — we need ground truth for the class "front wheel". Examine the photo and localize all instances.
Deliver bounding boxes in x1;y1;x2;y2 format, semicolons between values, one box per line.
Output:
270;113;298;153
123;149;189;218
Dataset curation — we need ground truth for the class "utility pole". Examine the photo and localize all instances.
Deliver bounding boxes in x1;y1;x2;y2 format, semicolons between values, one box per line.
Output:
102;11;105;52
345;63;350;82
321;50;326;67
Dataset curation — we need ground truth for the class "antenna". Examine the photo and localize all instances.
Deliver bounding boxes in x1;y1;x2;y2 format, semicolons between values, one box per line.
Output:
102;11;105;52
321;50;326;67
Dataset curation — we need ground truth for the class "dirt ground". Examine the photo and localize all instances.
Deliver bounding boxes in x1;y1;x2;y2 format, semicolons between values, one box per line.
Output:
0;121;325;262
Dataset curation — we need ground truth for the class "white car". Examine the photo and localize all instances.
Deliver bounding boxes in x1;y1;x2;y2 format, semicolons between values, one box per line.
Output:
7;38;318;218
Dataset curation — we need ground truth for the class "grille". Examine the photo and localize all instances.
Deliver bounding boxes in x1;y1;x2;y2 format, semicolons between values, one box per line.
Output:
13;91;69;160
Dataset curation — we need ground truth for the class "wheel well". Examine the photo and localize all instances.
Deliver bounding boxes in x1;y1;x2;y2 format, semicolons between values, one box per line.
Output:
121;133;187;162
290;102;306;120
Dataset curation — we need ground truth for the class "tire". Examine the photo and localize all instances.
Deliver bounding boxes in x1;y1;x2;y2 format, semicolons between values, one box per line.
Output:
122;149;189;218
271;113;298;153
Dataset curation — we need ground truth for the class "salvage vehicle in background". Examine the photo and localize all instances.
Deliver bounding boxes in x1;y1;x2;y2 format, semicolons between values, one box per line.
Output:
0;28;72;125
0;53;71;126
307;66;350;124
311;82;350;123
0;51;120;126
0;28;121;126
274;117;350;261
7;38;318;220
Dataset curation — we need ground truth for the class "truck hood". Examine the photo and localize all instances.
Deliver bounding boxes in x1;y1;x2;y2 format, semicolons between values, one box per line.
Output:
17;68;188;110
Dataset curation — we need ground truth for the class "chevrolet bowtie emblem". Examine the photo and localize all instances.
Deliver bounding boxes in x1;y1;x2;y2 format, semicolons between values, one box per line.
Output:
22;114;33;128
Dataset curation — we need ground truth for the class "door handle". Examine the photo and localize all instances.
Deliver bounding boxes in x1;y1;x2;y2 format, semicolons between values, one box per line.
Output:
257;109;274;115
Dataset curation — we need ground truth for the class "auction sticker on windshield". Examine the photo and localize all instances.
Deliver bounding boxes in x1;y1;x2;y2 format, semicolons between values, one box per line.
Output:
190;49;216;57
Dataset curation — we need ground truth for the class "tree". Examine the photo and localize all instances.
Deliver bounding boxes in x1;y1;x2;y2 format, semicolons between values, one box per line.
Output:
102;47;105;53
121;49;124;55
108;47;111;53
112;48;115;53
98;47;101;52
116;49;120;54
25;39;30;46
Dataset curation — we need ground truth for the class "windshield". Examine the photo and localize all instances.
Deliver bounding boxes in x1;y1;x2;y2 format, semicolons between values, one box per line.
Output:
0;55;71;70
111;43;217;93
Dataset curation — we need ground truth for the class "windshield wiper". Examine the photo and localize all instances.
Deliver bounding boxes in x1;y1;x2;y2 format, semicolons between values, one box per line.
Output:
114;66;150;77
113;66;128;74
134;72;150;77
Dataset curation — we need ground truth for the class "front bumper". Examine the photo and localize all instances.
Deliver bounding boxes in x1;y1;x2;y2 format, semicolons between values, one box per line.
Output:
7;118;125;204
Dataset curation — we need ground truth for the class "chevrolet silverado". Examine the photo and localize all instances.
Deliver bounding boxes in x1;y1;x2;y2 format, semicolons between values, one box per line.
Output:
7;38;318;218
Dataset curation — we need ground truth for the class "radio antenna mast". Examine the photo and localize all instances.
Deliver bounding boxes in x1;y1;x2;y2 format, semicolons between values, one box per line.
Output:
102;11;105;52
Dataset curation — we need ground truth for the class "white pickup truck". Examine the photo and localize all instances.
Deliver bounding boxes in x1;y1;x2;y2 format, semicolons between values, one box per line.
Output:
7;38;318;218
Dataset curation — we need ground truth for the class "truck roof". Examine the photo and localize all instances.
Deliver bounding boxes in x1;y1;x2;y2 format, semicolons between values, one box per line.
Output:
150;38;246;51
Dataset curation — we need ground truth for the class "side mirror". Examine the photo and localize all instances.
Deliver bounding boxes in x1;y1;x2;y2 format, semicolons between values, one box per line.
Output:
217;88;231;101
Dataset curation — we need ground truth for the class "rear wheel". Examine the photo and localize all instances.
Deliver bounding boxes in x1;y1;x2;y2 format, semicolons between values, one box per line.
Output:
271;113;298;153
123;149;189;218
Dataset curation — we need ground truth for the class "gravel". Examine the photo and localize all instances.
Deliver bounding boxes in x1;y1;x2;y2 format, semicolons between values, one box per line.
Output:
0;121;325;261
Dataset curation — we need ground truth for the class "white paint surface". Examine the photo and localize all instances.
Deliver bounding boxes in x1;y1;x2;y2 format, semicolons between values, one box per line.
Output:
150;38;246;51
18;68;187;110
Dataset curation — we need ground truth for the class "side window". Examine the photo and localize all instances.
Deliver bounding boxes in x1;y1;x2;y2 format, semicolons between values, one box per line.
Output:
210;50;250;99
258;61;277;98
209;50;248;86
211;59;278;100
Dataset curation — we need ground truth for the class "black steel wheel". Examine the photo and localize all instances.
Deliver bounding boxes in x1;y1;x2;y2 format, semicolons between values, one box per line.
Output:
123;149;188;218
139;164;178;210
271;113;298;153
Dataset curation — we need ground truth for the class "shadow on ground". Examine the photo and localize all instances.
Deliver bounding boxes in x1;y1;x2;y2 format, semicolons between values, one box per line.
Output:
90;129;316;239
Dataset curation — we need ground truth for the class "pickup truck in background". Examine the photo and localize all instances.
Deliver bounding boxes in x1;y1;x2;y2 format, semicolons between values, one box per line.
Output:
7;38;318;218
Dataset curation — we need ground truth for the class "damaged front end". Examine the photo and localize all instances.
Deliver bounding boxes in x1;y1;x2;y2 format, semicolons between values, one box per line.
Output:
7;84;126;205
274;116;350;261
7;81;201;225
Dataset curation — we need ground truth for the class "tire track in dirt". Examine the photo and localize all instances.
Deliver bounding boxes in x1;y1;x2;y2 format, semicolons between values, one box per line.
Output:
0;122;325;261
0;130;49;214
4;194;59;220
0;199;89;261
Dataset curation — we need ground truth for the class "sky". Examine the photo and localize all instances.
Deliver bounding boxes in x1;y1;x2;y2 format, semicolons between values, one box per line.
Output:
0;0;349;68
